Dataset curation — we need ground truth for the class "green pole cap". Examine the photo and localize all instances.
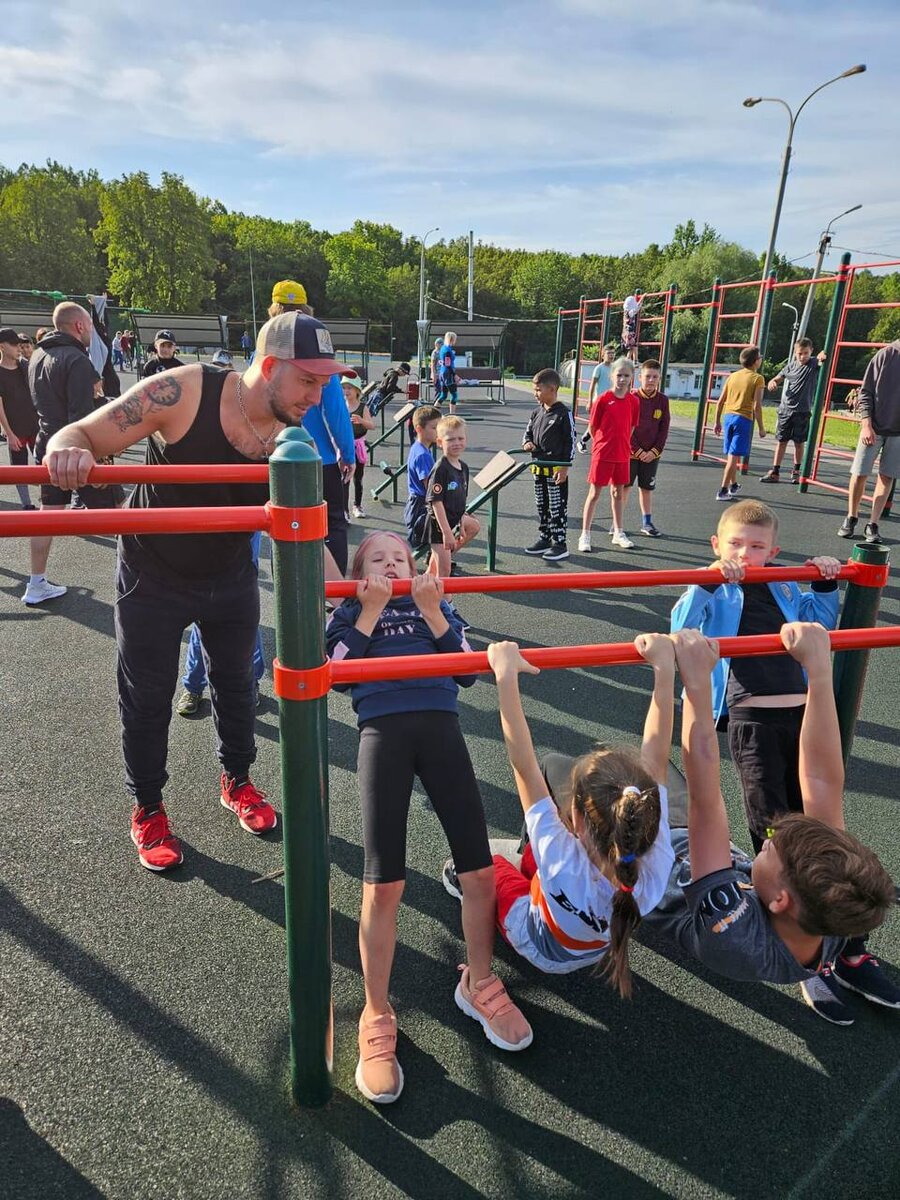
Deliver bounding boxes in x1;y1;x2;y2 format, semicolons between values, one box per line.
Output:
850;542;890;567
270;424;320;464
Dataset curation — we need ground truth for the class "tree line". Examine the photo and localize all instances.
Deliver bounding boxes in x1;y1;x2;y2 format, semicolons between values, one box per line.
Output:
1;161;897;377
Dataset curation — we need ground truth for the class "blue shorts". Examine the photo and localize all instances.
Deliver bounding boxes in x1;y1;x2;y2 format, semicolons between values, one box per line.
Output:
722;413;752;458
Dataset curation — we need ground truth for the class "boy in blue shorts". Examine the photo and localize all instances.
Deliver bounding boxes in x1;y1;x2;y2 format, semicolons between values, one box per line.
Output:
713;345;765;501
404;405;440;550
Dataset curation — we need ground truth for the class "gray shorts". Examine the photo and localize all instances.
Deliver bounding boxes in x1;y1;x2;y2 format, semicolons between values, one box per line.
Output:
851;432;900;478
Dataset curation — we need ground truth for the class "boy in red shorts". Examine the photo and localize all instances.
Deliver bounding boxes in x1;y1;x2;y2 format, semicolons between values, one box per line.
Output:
578;357;639;551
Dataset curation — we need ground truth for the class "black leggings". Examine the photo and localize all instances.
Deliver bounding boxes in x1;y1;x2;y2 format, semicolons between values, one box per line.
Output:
357;710;491;883
343;459;365;510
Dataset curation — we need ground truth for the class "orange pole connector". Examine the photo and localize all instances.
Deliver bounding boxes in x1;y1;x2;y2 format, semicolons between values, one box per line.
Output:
325;563;864;599
0;464;269;485
329;627;900;686
0;506;269;537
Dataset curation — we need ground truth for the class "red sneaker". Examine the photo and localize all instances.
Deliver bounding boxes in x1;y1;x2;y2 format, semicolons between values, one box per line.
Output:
130;805;184;872
220;774;277;834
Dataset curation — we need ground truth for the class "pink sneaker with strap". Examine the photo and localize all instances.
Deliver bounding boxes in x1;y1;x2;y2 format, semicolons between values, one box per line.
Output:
454;966;533;1051
355;1010;404;1104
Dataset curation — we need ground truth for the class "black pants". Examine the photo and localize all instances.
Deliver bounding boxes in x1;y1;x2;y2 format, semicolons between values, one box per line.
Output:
322;463;349;575
342;460;365;510
533;473;568;543
115;552;259;807
727;706;805;852
357;711;491;883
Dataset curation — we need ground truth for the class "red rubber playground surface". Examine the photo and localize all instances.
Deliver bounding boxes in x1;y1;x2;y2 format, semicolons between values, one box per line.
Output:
1;401;899;1200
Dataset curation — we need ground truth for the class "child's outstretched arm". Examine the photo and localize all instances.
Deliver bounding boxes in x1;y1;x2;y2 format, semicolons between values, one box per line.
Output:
488;641;546;813
781;622;845;830
672;630;733;879
634;633;676;786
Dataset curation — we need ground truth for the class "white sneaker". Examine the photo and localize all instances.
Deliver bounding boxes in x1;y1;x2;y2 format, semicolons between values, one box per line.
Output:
23;578;67;605
577;533;592;552
352;505;366;519
611;531;634;549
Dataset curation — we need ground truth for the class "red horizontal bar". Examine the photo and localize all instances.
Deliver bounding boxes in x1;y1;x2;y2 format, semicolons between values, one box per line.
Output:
831;376;864;385
770;277;838;290
803;478;878;505
0;506;269;537
640;340;662;347
0;463;270;486
849;260;900;272
716;342;751;348
719;280;764;291
325;562;863;600
671;302;712;311
839;303;900;311
836;341;890;349
330;627;900;685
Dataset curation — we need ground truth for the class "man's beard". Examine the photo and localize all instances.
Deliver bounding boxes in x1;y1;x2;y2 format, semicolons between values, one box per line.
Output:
267;377;305;427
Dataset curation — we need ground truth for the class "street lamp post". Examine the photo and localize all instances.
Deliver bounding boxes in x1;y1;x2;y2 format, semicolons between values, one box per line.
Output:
796;203;862;341
744;65;866;288
248;243;259;340
417;227;439;379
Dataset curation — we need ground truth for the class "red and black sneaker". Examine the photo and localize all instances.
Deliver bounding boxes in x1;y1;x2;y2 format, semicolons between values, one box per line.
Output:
220;773;277;834
130;804;184;872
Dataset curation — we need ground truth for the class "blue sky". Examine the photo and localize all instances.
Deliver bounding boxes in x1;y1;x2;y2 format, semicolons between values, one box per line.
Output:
4;0;899;267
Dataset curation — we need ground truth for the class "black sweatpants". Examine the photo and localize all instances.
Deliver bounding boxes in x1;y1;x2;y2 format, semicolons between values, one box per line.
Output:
322;463;349;575
533;473;568;543
357;710;491;883
115;552;259;808
727;705;805;852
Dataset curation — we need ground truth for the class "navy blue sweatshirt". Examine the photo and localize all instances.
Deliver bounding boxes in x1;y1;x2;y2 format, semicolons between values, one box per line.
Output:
326;594;476;724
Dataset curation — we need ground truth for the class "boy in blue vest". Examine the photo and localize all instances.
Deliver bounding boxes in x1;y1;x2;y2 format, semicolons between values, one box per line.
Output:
670;498;900;1021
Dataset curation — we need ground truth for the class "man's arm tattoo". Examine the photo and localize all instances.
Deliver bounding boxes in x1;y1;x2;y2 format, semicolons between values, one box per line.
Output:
106;375;183;432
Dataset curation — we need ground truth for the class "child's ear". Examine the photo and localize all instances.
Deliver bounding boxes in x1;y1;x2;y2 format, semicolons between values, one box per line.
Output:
710;534;720;556
767;543;780;562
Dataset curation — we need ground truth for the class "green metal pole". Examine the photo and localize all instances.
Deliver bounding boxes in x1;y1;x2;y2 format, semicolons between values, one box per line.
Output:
756;270;777;363
570;294;585;416
832;542;890;765
268;426;332;1108
800;253;851;492
691;278;721;460
659;283;677;381
553;307;563;371
486;490;499;571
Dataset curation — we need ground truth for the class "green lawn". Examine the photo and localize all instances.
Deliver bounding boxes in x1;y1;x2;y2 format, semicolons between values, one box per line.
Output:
668;400;862;450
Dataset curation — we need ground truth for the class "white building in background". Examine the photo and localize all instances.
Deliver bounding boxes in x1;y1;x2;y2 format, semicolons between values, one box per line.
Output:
562;358;740;400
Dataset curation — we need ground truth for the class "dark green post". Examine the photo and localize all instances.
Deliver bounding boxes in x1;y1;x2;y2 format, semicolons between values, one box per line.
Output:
755;271;777;362
570;294;585;416
659;283;677;381
486;491;499;571
553;307;563;370
833;542;890;764
800;253;851;491
691;278;721;460
268;426;332;1108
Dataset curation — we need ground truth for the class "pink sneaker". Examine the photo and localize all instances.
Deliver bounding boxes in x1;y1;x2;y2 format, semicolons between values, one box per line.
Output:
220;773;277;834
355;1011;404;1104
454;966;533;1051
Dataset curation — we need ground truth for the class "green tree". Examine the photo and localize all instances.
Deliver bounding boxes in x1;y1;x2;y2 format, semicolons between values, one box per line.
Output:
0;164;100;292
512;251;580;317
323;230;389;316
96;172;215;310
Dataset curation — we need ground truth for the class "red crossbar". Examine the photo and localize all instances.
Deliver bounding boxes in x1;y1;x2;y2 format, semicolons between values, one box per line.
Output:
770;277;838;290
329;627;900;685
0;506;269;536
831;376;864;386
670;302;712;311
836;341;891;349
0;464;270;485
717;312;757;320
715;341;751;348
843;302;900;311
325;562;865;600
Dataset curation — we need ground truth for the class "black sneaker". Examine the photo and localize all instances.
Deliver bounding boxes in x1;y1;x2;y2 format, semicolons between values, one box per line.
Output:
799;968;854;1025
864;522;883;545
790;467;801;484
442;858;463;901
729;482;742;496
838;515;858;538
716;488;732;502
832;952;900;1008
640;522;661;537
759;469;780;483
525;537;552;555
542;541;569;561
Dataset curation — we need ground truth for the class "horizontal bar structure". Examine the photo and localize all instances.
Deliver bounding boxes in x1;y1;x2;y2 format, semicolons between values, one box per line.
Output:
0;506;269;537
324;562;865;600
0;464;270;485
330;626;900;685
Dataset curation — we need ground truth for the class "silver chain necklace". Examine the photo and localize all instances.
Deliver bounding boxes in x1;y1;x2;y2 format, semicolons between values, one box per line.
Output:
235;373;280;455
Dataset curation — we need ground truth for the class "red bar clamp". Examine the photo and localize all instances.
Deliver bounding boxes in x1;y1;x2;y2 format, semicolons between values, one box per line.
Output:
273;659;332;701
266;501;328;542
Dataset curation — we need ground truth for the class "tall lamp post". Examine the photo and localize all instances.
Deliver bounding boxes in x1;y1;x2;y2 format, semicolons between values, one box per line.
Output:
796;203;862;341
417;227;439;379
248;243;259;340
744;65;866;287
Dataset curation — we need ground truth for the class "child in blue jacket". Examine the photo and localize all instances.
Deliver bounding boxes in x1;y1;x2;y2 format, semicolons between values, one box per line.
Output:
326;531;532;1106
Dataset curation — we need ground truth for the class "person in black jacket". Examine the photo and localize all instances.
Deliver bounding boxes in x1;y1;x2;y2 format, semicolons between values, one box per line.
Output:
142;329;185;378
522;368;575;561
24;303;124;605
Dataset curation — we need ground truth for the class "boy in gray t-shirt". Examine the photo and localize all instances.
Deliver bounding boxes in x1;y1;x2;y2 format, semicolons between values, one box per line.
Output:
642;625;894;1008
760;338;826;484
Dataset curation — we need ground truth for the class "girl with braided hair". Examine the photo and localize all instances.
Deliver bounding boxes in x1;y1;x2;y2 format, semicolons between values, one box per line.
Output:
444;635;676;995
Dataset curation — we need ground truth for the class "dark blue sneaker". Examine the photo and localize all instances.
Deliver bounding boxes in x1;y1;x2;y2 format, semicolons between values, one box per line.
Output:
640;522;661;538
832;952;900;1008
799;968;854;1025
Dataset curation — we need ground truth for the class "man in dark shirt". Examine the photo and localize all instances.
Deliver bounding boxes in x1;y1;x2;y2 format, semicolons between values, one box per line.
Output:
0;327;39;509
141;329;184;377
44;312;349;872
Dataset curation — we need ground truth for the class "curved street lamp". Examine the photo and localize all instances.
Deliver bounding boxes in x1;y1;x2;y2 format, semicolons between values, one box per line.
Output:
744;65;866;285
796;203;862;340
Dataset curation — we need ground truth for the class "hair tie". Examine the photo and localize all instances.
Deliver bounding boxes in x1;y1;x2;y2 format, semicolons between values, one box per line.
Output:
622;786;641;798
619;883;635;894
618;853;636;864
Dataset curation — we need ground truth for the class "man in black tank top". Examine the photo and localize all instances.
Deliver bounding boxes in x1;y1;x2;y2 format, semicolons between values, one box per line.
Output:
44;313;352;871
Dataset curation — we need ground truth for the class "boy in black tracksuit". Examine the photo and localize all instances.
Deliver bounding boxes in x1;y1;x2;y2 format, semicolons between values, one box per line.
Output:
522;368;575;562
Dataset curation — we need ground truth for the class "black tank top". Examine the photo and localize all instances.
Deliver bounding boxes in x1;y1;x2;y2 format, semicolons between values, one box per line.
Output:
121;365;270;580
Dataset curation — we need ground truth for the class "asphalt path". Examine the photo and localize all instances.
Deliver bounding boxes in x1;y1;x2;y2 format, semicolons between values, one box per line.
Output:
1;383;898;1199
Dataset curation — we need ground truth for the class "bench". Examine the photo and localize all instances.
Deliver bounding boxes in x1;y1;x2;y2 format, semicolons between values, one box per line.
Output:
425;366;506;406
